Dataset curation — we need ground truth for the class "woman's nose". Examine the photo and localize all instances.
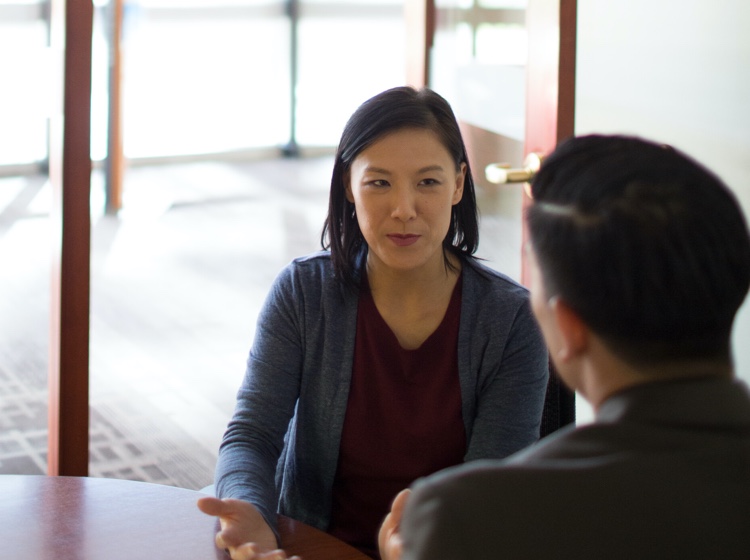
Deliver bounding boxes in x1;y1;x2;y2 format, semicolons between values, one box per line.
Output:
390;186;417;221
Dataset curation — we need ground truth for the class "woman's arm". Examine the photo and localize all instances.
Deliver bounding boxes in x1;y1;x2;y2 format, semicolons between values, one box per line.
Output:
214;265;305;535
464;284;549;461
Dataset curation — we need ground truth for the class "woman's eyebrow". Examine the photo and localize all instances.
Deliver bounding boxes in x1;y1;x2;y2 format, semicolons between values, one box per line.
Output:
363;165;391;175
418;165;445;173
362;164;445;174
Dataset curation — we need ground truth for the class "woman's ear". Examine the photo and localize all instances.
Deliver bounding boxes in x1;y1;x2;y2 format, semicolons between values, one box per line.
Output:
345;172;354;203
452;162;467;205
549;297;588;363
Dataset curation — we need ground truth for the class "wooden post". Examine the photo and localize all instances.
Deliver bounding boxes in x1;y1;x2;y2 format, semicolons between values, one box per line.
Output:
47;0;94;476
106;0;125;214
404;0;435;88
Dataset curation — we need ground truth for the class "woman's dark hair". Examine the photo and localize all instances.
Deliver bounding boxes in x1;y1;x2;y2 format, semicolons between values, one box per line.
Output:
321;86;479;288
527;134;750;366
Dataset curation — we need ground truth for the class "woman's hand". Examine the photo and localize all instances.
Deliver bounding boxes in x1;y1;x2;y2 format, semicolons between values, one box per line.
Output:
197;496;300;560
378;489;411;560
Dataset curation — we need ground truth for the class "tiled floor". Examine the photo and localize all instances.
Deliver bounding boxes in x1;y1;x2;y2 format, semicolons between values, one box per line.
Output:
0;155;525;489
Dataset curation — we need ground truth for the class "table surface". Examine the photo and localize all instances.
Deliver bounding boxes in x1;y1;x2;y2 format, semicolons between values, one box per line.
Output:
0;475;369;560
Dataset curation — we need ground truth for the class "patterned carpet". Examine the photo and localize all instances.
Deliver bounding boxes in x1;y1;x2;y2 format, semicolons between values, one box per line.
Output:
0;363;216;488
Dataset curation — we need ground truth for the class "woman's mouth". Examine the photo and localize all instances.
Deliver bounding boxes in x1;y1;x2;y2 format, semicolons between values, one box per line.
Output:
387;234;420;247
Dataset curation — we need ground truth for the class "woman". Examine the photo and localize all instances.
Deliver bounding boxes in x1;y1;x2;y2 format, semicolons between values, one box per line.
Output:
198;86;549;559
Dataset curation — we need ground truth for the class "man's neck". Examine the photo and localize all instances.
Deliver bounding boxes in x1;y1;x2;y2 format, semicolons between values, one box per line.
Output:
579;337;733;411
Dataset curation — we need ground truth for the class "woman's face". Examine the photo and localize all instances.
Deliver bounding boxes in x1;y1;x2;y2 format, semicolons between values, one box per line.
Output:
346;127;466;275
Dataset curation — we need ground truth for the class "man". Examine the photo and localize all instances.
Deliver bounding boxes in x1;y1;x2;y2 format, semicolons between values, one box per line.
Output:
379;134;750;560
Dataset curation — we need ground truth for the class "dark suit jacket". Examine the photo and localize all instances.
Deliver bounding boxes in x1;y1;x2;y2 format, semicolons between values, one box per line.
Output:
401;377;750;559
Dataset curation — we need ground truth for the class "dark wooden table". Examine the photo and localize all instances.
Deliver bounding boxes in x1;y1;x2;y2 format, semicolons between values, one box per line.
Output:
0;475;368;560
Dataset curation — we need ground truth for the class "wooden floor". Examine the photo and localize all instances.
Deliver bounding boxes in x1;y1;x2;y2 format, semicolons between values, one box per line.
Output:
0;156;524;489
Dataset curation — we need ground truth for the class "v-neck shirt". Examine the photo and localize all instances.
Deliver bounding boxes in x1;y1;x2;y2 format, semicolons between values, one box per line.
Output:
328;272;467;557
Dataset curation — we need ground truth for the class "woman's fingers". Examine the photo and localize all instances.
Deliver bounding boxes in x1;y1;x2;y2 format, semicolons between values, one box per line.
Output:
197;496;228;517
197;497;289;559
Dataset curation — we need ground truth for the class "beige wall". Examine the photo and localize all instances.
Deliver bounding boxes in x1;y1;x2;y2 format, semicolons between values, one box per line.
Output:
574;0;750;419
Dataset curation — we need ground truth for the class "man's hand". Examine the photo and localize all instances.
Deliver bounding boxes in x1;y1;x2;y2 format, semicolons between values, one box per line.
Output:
197;497;300;560
378;489;411;560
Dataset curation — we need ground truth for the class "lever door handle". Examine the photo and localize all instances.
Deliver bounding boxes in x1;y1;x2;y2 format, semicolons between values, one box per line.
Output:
485;152;544;184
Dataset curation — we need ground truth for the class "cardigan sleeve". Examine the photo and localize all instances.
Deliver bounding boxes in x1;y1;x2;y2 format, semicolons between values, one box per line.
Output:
461;265;549;461
213;262;304;534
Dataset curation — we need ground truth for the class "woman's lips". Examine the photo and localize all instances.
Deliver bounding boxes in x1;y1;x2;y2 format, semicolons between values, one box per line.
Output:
387;234;420;247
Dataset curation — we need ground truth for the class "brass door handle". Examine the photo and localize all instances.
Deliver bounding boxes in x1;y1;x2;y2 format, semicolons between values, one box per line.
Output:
485;152;544;184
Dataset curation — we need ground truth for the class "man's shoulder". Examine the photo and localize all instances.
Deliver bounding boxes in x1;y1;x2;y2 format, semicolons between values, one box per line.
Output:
412;427;582;495
402;414;750;559
412;403;750;500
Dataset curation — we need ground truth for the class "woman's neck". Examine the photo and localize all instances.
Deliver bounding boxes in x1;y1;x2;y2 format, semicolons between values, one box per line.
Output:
365;251;461;300
365;251;463;350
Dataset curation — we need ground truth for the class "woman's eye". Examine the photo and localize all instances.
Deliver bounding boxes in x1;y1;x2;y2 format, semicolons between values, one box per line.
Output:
370;179;389;187
420;178;439;186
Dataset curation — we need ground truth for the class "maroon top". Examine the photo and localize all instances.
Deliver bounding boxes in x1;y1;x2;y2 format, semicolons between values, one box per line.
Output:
328;274;467;558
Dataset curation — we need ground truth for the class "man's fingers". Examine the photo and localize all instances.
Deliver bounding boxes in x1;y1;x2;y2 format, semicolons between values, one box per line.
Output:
379;489;411;560
391;489;411;517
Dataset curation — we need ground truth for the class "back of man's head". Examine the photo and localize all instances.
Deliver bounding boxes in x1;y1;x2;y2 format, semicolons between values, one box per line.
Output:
527;134;750;368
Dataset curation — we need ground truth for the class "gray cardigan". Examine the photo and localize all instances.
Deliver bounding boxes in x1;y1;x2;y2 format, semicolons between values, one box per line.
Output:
215;251;548;535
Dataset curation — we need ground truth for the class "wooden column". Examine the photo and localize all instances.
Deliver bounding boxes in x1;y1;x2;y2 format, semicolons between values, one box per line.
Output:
404;0;435;88
106;0;125;214
47;0;94;476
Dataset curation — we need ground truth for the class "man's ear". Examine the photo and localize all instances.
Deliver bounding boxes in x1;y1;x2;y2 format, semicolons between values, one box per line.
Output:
549;297;588;363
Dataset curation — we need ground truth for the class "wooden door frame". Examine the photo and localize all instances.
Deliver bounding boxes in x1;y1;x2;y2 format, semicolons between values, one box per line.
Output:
522;0;577;285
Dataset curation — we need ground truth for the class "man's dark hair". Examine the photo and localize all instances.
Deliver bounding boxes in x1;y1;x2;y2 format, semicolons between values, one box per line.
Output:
321;86;479;288
527;134;750;366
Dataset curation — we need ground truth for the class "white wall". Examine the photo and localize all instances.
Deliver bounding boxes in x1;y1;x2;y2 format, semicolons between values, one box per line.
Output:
574;0;750;420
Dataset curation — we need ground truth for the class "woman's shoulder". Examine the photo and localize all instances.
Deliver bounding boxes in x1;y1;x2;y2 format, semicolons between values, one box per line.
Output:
278;250;334;279
272;250;343;299
462;257;529;300
267;251;355;322
289;250;333;269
